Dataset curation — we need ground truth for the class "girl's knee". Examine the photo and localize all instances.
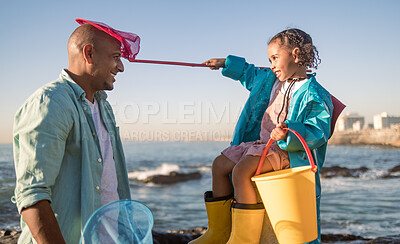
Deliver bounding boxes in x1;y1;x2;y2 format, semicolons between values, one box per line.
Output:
212;154;232;175
232;165;247;184
231;157;257;184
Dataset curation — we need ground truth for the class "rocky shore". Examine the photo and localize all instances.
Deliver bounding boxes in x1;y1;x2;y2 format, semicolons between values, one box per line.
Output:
2;228;400;244
320;164;400;179
329;128;400;148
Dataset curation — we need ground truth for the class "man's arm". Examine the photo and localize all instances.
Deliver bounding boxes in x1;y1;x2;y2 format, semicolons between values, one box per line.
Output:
21;200;66;244
14;94;73;243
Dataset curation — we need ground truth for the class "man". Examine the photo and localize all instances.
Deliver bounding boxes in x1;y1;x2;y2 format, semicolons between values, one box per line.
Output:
12;23;131;243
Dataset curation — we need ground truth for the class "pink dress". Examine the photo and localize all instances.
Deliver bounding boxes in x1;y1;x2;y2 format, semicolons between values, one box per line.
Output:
222;81;290;171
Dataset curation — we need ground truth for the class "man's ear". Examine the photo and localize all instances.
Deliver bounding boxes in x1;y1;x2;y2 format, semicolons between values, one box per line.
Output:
83;44;94;64
292;47;300;63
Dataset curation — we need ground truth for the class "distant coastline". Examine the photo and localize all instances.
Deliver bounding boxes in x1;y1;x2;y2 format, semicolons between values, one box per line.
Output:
3;127;400;146
329;127;400;148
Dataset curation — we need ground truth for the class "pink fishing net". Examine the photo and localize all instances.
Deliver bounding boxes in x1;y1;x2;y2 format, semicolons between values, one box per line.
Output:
75;19;140;61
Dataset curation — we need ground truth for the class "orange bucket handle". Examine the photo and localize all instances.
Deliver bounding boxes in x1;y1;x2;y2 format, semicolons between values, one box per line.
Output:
254;128;317;176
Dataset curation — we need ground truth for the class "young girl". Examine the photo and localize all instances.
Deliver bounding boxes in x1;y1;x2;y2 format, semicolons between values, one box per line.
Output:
190;29;333;244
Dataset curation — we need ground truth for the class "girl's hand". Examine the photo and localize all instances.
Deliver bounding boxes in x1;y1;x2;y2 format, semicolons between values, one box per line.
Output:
203;58;226;70
271;123;288;141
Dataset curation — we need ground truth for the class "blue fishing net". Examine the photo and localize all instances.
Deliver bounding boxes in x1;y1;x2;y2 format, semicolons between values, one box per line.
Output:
80;200;154;244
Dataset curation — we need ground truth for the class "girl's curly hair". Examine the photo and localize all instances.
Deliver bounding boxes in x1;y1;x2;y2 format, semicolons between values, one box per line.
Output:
269;28;321;69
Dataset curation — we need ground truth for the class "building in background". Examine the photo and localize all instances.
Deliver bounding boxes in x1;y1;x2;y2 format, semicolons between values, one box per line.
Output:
373;112;400;129
336;113;365;132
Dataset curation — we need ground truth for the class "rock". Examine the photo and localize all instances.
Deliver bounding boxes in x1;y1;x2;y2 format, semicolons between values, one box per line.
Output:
364;234;400;243
381;165;400;179
321;165;400;179
321;233;371;242
152;229;387;244
142;171;202;184
0;230;20;244
320;166;369;178
388;165;400;173
152;228;205;244
0;229;200;244
1;228;400;244
381;174;400;179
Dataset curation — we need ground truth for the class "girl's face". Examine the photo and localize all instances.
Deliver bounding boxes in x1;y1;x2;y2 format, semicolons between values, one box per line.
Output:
267;40;303;81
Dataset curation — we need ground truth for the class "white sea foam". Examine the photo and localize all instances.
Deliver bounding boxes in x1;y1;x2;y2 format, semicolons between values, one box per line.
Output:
358;169;387;179
197;166;211;173
128;163;180;180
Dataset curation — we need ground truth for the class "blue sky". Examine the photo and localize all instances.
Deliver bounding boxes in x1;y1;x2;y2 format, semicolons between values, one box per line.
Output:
1;0;399;143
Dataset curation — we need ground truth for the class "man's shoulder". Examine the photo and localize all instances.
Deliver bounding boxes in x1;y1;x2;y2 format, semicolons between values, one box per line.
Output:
17;78;79;118
29;78;76;104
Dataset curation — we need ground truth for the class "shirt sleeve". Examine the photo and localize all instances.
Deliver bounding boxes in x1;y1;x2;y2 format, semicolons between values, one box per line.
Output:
278;98;332;152
13;92;72;213
221;55;263;92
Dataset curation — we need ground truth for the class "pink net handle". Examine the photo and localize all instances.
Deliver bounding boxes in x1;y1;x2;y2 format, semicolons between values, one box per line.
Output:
253;128;317;177
132;59;209;67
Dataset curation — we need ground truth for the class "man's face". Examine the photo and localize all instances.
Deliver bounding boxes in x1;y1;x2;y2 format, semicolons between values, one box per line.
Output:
90;37;124;91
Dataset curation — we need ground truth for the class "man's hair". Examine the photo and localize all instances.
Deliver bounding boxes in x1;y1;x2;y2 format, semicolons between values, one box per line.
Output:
67;24;118;54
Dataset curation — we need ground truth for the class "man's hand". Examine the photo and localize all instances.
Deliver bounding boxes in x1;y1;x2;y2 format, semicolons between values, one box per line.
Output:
21;200;66;244
271;123;288;141
202;58;226;70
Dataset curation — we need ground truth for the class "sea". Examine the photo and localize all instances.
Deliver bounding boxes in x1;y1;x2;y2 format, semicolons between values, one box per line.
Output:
1;142;399;240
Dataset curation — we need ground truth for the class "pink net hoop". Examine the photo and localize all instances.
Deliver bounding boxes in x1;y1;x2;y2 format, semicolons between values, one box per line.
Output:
75;18;140;61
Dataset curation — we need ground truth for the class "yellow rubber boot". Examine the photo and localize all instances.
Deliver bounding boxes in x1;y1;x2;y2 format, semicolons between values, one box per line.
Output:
226;203;265;244
189;191;233;244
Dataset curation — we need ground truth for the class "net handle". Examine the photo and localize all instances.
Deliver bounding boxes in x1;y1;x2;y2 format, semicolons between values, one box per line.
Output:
132;59;313;73
253;128;317;176
132;59;209;67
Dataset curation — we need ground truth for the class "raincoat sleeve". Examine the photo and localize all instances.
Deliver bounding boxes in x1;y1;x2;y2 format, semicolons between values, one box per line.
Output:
13;92;72;213
278;98;331;151
221;55;263;92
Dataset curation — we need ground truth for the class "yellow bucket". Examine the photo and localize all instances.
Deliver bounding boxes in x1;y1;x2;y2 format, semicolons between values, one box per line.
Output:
251;128;318;244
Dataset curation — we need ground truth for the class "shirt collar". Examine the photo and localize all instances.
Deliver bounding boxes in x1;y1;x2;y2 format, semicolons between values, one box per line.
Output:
95;90;108;100
60;69;108;101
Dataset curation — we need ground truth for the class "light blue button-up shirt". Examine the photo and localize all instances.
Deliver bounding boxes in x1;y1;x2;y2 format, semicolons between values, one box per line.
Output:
12;70;131;243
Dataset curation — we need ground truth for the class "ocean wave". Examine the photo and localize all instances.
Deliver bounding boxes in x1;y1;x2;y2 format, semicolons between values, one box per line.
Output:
358;169;388;179
128;163;181;181
321;165;399;180
322;218;400;239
